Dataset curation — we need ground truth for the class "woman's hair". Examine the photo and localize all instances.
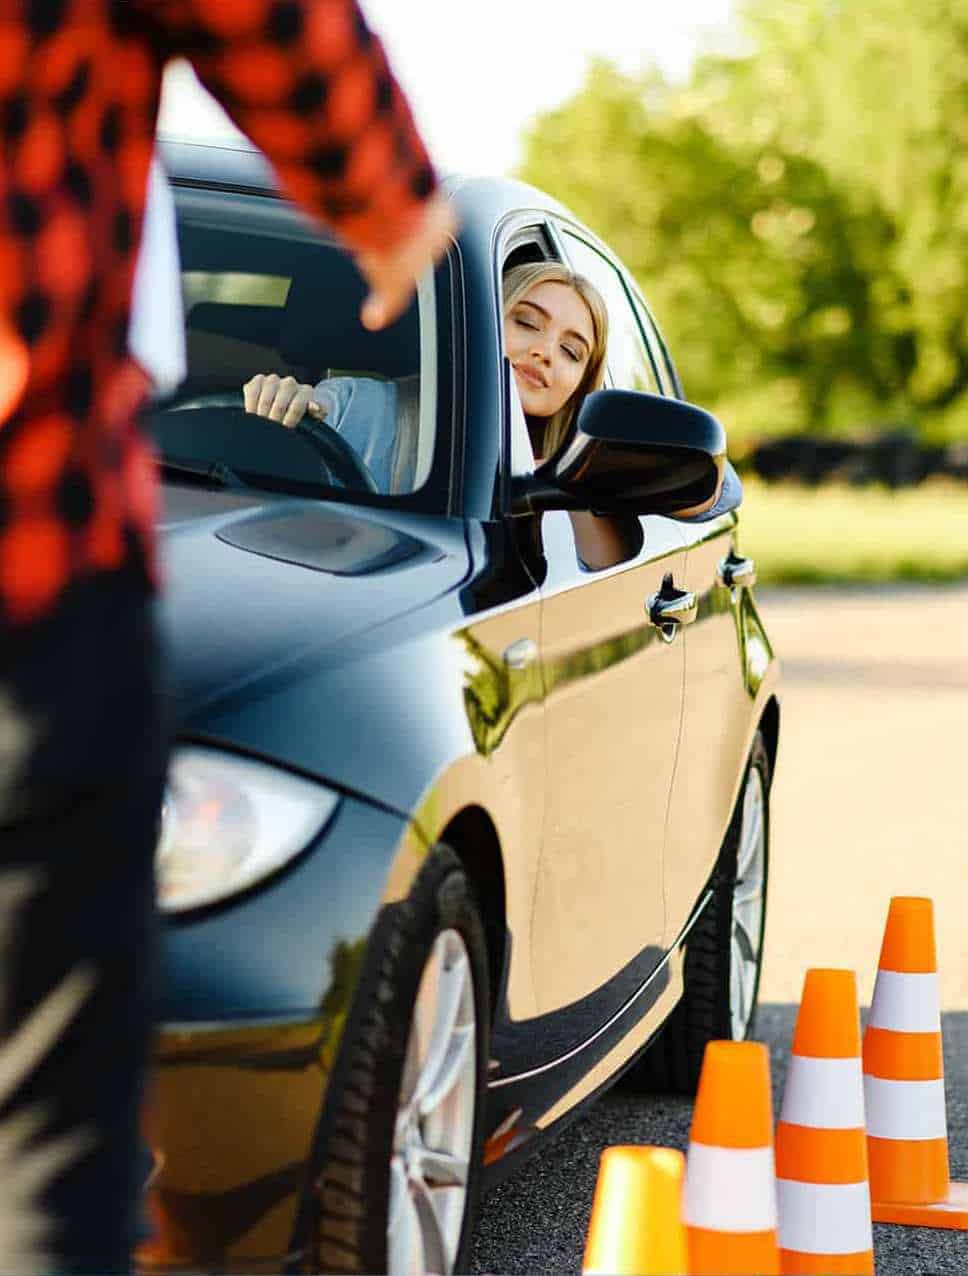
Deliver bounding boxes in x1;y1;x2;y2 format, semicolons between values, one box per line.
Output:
502;261;609;459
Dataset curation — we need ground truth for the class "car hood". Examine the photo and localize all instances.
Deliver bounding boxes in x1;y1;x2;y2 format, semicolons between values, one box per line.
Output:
157;484;468;718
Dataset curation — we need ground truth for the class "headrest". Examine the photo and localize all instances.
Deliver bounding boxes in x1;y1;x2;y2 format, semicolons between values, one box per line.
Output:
186;302;282;348
278;253;419;379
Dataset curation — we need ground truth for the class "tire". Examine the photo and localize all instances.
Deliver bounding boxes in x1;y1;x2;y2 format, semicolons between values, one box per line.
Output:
625;730;771;1095
309;845;490;1275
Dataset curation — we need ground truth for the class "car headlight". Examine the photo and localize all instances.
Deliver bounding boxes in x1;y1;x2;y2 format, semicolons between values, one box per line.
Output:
156;747;339;913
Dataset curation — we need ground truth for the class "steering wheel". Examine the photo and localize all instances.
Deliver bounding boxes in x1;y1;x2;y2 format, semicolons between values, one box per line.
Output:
292;415;380;495
169;391;379;494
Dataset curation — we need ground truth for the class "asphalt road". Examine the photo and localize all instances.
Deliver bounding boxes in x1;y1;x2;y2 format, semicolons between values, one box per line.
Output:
471;583;968;1275
471;1007;967;1275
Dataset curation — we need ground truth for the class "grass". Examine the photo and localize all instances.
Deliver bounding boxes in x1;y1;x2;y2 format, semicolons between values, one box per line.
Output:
735;477;968;585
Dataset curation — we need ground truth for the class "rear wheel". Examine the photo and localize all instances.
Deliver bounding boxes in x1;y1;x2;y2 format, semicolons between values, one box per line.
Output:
310;846;489;1274
626;730;771;1094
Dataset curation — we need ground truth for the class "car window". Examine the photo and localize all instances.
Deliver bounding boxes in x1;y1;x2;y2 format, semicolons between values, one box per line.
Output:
628;287;679;397
560;231;662;395
147;186;442;503
499;225;560;478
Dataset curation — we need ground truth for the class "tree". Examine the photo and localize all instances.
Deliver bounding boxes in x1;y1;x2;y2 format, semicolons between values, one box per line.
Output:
518;1;968;443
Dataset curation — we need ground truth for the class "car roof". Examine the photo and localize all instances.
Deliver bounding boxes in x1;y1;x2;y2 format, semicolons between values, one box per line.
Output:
158;135;578;243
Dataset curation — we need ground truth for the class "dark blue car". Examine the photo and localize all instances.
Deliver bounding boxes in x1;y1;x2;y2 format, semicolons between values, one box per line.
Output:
138;137;779;1276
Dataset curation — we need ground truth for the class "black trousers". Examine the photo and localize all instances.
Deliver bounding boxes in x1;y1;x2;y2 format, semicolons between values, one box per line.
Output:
0;572;169;1273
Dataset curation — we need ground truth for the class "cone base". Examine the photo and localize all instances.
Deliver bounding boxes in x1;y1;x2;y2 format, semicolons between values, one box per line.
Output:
872;1179;968;1230
867;1133;949;1204
780;1247;874;1274
687;1226;780;1275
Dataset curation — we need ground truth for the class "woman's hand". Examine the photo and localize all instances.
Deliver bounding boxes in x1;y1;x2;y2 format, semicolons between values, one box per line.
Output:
242;374;325;428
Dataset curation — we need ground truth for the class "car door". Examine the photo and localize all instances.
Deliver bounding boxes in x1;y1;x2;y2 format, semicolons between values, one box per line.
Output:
627;288;757;944
660;498;754;945
528;228;690;1023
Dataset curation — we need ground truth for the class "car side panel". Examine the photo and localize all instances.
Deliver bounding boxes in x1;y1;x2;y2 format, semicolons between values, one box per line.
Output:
403;589;546;1030
530;512;687;1016
482;936;687;1178
662;514;778;942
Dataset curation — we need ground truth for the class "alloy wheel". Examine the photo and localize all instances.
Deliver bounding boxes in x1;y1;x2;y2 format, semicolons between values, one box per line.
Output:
729;764;766;1039
387;929;478;1276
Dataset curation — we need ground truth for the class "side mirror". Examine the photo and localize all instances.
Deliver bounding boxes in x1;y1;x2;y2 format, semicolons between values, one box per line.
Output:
511;389;726;517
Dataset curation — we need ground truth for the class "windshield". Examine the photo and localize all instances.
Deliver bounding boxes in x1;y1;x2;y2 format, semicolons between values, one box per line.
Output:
148;185;442;503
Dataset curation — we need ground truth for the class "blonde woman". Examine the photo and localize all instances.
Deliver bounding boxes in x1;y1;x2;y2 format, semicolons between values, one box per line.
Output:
505;260;740;526
502;261;656;569
501;261;608;464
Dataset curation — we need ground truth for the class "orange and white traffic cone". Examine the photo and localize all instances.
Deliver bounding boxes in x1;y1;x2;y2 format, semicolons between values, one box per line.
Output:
683;1040;781;1275
863;896;968;1228
582;1145;688;1275
775;969;874;1274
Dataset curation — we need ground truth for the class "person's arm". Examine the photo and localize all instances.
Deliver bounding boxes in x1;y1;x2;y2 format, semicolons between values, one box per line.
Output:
568;510;644;571
673;459;743;523
136;0;454;326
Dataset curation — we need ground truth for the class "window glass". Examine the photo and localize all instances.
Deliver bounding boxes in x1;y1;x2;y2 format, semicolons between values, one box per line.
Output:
629;288;678;396
147;188;439;501
499;228;555;477
506;354;537;476
561;232;661;395
180;271;290;312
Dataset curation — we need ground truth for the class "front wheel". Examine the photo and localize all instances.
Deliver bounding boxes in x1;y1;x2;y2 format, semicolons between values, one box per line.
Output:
626;730;771;1094
310;846;489;1275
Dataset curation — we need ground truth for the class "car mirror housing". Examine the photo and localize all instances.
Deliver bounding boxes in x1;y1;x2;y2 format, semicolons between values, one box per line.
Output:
511;389;727;518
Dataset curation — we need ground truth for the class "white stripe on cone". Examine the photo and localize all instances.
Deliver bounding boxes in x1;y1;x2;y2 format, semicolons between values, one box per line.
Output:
780;1056;866;1129
777;1181;874;1254
864;1076;947;1140
683;1144;778;1232
868;971;942;1034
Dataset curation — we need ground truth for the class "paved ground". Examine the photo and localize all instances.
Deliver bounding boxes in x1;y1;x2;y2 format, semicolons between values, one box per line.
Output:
471;1008;967;1275
472;583;968;1275
758;582;968;1010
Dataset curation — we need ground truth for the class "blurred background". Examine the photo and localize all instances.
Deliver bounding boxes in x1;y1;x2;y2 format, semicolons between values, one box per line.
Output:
160;1;968;1006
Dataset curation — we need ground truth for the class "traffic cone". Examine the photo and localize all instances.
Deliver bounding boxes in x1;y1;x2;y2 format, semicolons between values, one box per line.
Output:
582;1146;688;1275
863;896;968;1228
683;1040;781;1275
775;969;874;1274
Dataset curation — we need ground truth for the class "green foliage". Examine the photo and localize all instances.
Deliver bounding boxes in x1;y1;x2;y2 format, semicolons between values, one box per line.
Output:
518;1;968;444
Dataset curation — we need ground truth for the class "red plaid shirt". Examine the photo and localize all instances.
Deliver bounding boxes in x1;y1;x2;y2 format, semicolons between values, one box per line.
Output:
0;0;438;629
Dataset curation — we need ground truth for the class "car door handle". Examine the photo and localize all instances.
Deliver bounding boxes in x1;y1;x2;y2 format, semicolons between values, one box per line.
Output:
647;578;697;632
718;551;757;590
503;638;537;670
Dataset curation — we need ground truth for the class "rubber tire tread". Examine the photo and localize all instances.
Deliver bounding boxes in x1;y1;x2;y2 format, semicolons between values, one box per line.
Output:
310;844;489;1274
626;731;771;1095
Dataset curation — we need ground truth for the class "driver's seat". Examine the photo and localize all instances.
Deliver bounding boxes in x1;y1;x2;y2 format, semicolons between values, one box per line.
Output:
278;266;421;494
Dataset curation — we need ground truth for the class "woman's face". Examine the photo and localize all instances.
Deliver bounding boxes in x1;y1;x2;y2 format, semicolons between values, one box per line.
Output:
504;281;595;419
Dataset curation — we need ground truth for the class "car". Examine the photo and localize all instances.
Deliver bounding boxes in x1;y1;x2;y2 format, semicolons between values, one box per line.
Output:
137;137;780;1276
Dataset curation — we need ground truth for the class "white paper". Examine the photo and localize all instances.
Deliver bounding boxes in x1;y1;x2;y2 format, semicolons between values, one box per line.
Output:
128;154;186;396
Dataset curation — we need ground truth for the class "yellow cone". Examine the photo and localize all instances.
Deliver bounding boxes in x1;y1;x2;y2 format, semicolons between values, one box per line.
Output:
583;1145;688;1275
